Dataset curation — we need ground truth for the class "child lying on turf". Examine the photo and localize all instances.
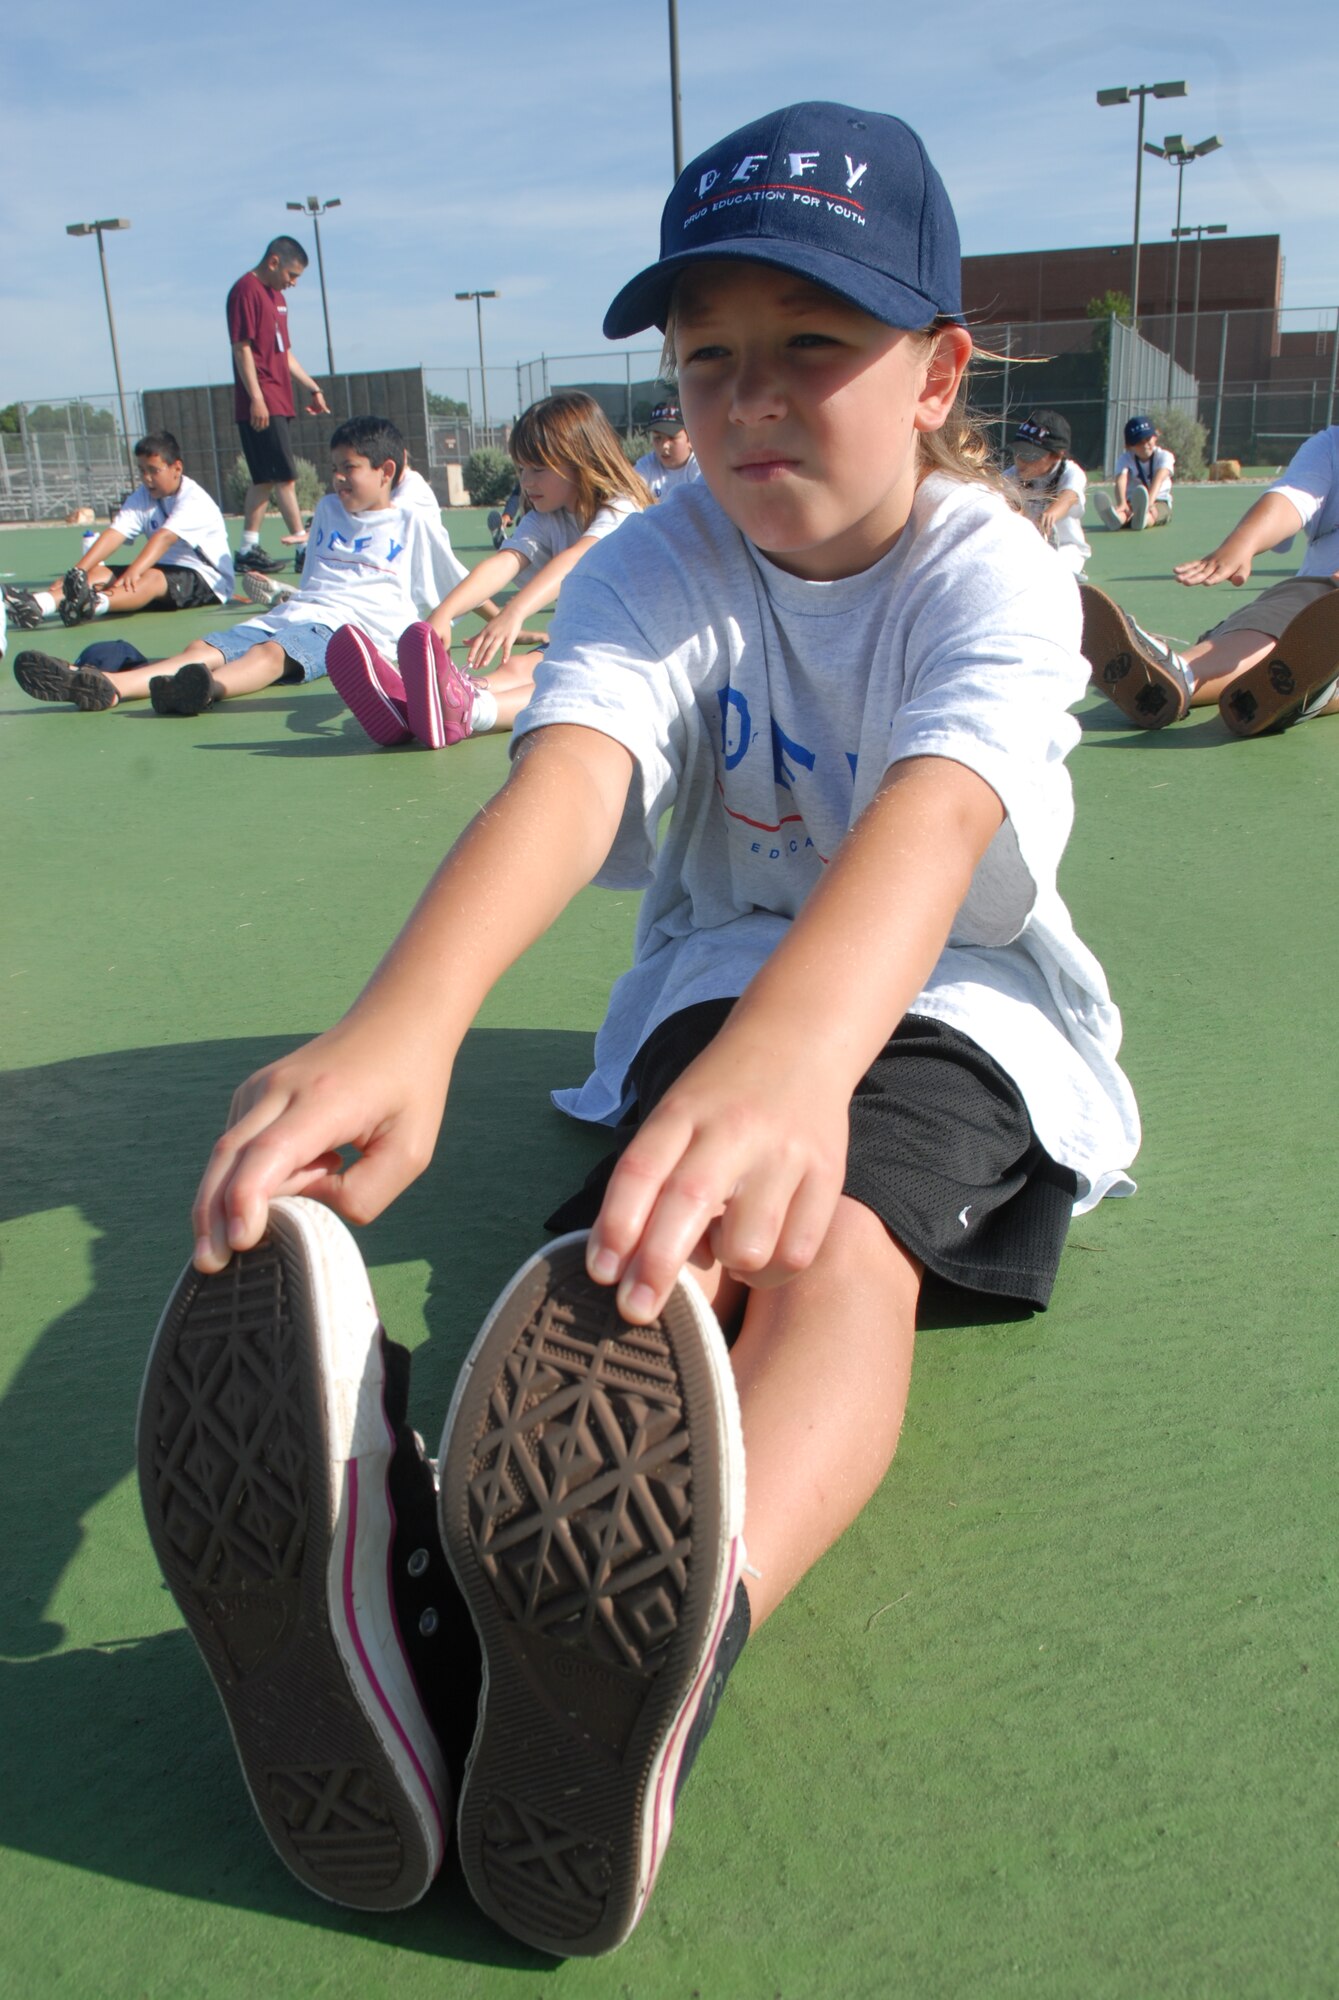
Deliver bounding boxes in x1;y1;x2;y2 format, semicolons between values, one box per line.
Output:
11;416;469;716
1080;421;1339;734
139;102;1139;1957
4;431;234;631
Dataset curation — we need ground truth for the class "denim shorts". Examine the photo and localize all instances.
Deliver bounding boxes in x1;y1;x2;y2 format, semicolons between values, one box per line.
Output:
202;618;334;683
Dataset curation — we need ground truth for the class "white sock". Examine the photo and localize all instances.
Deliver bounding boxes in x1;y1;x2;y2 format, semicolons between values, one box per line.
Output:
470;687;499;734
93;595;110;617
239;531;259;552
35;590;57;616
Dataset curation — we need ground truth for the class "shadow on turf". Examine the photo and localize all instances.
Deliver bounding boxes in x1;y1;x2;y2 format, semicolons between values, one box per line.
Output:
0;1028;612;1951
0;1030;610;1665
0;1633;547;1968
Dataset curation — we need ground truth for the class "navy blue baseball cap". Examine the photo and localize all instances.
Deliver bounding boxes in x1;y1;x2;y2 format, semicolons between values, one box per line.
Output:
75;639;147;673
1124;415;1157;445
603;101;964;339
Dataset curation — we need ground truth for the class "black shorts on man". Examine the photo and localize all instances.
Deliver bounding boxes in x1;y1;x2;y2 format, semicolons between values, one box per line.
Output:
237;414;298;486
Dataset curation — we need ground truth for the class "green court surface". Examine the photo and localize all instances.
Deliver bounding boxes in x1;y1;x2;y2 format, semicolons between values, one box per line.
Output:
1;496;1334;1999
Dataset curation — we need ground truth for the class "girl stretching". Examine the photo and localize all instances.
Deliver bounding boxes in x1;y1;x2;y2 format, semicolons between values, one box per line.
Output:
328;390;650;749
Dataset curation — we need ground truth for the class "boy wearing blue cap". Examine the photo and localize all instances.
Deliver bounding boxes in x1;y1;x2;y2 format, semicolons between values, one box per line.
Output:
1093;416;1174;531
634;399;702;501
140;103;1139;1955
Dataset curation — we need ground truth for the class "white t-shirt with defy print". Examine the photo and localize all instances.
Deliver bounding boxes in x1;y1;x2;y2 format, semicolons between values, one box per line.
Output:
514;474;1140;1213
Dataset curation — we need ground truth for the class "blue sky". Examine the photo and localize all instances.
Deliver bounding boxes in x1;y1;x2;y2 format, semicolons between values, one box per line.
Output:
4;0;1335;417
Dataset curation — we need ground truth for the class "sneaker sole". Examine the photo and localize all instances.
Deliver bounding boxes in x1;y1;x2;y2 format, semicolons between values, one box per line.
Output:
1080;584;1189;729
149;663;219;717
439;1232;745;1956
326;626;411;746
1220;594;1339;736
241;573;294;608
14;650;116;710
136;1196;449;1909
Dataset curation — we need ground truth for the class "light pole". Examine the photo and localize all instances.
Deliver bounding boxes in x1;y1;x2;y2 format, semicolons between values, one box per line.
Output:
1144;135;1223;396
667;0;684;178
1173;222;1228;388
455;291;499;436
1095;80;1187;326
65;217;135;482
286;196;341;375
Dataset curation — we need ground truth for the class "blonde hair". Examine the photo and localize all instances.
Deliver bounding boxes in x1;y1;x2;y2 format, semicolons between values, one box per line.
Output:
508;391;651;531
660;295;1008;498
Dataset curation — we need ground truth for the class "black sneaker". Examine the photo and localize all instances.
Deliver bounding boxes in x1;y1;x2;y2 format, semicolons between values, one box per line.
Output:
58;567;98;626
4;586;45;630
487;510;505;550
293;542;306;574
236;545;286;574
149;662;224;715
14;649;118;710
438;1232;748;1956
136;1197;457;1910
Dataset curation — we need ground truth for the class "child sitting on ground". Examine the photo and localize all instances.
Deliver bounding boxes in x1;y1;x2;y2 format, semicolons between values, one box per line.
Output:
140;102;1139;1958
328;390;649;749
1002;410;1090;575
1080;420;1339;734
11;416;469;716
1093;416;1175;532
634;398;701;500
4;431;234;630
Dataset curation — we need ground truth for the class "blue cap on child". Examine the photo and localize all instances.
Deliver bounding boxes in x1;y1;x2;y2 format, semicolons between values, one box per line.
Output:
604;101;964;339
1124;415;1157;445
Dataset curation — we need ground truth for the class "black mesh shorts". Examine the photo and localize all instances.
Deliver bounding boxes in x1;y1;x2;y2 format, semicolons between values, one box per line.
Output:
546;1000;1077;1311
237;415;297;485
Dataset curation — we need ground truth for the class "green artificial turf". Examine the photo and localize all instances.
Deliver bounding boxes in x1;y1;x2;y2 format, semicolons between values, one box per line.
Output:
1;498;1335;1999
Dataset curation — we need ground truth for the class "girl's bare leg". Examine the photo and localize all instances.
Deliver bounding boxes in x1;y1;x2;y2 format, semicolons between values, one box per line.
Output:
695;1196;920;1629
210;642;290;696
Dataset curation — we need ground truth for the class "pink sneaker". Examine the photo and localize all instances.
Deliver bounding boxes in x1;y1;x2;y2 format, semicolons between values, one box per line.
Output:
396;622;478;749
327;625;411;746
438;1231;749;1955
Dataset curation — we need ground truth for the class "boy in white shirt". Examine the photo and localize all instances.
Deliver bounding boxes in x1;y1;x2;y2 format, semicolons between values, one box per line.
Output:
634;398;702;501
1003;410;1090;575
4;432;234;630
143;101;1138;1955
1082;421;1339;734
1093;416;1175;531
12;416;468;715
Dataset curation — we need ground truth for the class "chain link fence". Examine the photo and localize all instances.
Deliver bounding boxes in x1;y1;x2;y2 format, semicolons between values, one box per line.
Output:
8;307;1336;519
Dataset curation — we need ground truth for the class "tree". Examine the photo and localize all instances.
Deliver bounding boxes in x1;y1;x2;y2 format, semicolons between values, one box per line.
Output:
427;390;471;421
1086;292;1133;385
0;404;18;435
24;402;117;435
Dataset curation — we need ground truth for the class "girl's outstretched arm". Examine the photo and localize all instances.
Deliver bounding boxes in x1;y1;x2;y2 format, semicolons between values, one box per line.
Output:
427;546;527;639
467;535;601;671
588;753;1006;1324
191;724;635;1270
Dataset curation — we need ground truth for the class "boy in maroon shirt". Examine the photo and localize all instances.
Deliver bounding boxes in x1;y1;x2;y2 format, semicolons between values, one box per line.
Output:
226;236;330;572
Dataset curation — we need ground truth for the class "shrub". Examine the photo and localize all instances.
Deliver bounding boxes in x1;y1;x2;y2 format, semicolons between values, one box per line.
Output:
622;431;652;466
223;452;326;514
1149;405;1208;483
462;448;516;506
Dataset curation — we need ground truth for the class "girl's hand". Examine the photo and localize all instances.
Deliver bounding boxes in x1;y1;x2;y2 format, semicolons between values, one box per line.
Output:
1175;545;1253;587
191;1018;452;1273
467;603;530;672
586;1026;850;1325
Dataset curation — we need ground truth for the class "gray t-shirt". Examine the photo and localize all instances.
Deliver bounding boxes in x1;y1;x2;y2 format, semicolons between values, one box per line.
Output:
514;474;1140;1212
